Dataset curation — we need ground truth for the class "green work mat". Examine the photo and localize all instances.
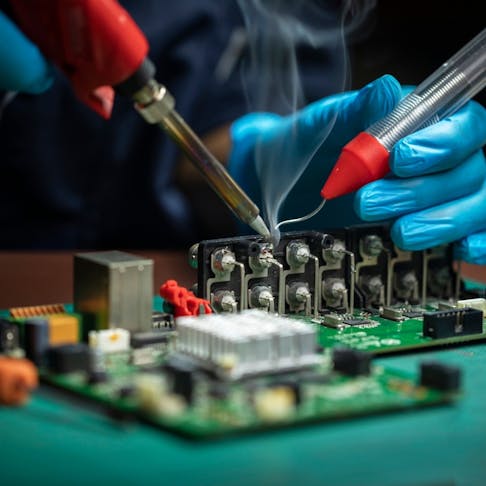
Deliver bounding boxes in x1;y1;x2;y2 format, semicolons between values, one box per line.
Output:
2;343;485;486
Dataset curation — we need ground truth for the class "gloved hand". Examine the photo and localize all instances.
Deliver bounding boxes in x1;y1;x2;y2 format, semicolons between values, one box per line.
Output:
0;11;53;93
354;98;486;264
229;75;403;233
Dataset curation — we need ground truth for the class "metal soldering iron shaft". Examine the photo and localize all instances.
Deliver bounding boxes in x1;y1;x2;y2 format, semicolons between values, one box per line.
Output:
160;110;270;237
133;81;270;238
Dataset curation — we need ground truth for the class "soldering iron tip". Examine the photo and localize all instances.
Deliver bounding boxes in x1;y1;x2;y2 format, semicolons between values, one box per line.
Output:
249;215;271;239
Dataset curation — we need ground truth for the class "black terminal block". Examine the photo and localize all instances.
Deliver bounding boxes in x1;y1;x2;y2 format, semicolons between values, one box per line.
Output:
420;361;461;392
47;343;89;374
423;308;483;339
332;348;371;376
0;319;19;352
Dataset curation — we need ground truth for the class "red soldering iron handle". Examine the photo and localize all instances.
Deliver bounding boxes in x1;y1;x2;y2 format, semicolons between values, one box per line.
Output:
9;0;149;118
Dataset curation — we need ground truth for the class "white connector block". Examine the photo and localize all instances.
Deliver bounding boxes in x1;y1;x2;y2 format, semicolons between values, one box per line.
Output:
88;328;130;353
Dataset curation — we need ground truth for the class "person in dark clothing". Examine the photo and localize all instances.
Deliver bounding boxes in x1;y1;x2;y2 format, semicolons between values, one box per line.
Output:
0;1;485;264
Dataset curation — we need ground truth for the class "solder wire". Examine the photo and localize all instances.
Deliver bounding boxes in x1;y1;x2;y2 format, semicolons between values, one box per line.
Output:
368;28;486;150
275;198;326;230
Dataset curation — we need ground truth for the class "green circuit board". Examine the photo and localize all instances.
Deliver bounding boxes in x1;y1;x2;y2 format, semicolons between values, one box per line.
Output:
40;352;455;439
299;311;486;355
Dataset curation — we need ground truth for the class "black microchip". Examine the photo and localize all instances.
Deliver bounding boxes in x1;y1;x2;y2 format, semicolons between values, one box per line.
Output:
420;361;461;392
342;318;371;326
402;311;423;318
0;319;19;352
47;343;89;374
332;348;371;376
131;331;170;348
423;308;483;339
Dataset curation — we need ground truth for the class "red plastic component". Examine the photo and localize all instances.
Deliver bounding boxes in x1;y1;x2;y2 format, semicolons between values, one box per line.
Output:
321;131;390;200
10;0;149;118
160;280;213;318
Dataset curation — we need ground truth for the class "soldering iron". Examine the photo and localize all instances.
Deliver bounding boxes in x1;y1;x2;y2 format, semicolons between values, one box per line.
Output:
8;0;270;238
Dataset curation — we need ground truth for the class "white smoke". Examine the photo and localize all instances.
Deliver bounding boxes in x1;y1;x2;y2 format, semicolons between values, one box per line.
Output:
237;0;377;240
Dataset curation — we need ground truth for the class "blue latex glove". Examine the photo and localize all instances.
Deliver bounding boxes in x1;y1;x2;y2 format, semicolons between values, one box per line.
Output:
229;75;402;233
355;98;486;264
0;11;53;93
456;232;486;265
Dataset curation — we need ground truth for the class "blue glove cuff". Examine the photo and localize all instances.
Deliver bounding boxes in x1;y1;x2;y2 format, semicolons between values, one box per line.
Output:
0;12;53;94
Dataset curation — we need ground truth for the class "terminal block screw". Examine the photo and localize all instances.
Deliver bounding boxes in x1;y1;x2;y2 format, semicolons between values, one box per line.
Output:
324;240;346;264
250;285;274;310
213;290;237;313
288;282;311;305
287;241;310;268
212;248;236;276
363;235;383;257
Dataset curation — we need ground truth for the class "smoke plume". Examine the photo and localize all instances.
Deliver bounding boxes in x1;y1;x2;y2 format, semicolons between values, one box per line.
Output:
237;0;377;239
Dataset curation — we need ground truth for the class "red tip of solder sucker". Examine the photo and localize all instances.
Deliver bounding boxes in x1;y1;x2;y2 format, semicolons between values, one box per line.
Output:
320;132;391;200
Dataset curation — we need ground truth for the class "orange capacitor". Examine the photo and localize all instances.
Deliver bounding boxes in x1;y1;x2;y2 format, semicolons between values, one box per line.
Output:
48;314;79;345
0;357;38;406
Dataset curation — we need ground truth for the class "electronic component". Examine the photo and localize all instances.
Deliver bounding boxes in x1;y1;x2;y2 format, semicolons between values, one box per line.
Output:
88;328;130;353
151;312;175;330
194;231;334;317
0;319;19;353
420;361;461;392
164;355;199;404
23;318;49;365
332;348;371;376
381;307;406;322
86;348;108;384
386;245;422;306
423;246;457;300
47;314;79;345
423;308;483;339
176;310;320;380
457;298;486;314
47;344;89;374
9;304;66;319
160;280;212;317
347;226;390;309
74;251;153;332
130;331;171;348
322;313;346;330
321;236;352;312
21;314;80;365
0;357;38;406
253;385;296;422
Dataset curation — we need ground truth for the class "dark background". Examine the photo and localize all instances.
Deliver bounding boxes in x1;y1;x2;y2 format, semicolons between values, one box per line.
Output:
349;0;484;105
